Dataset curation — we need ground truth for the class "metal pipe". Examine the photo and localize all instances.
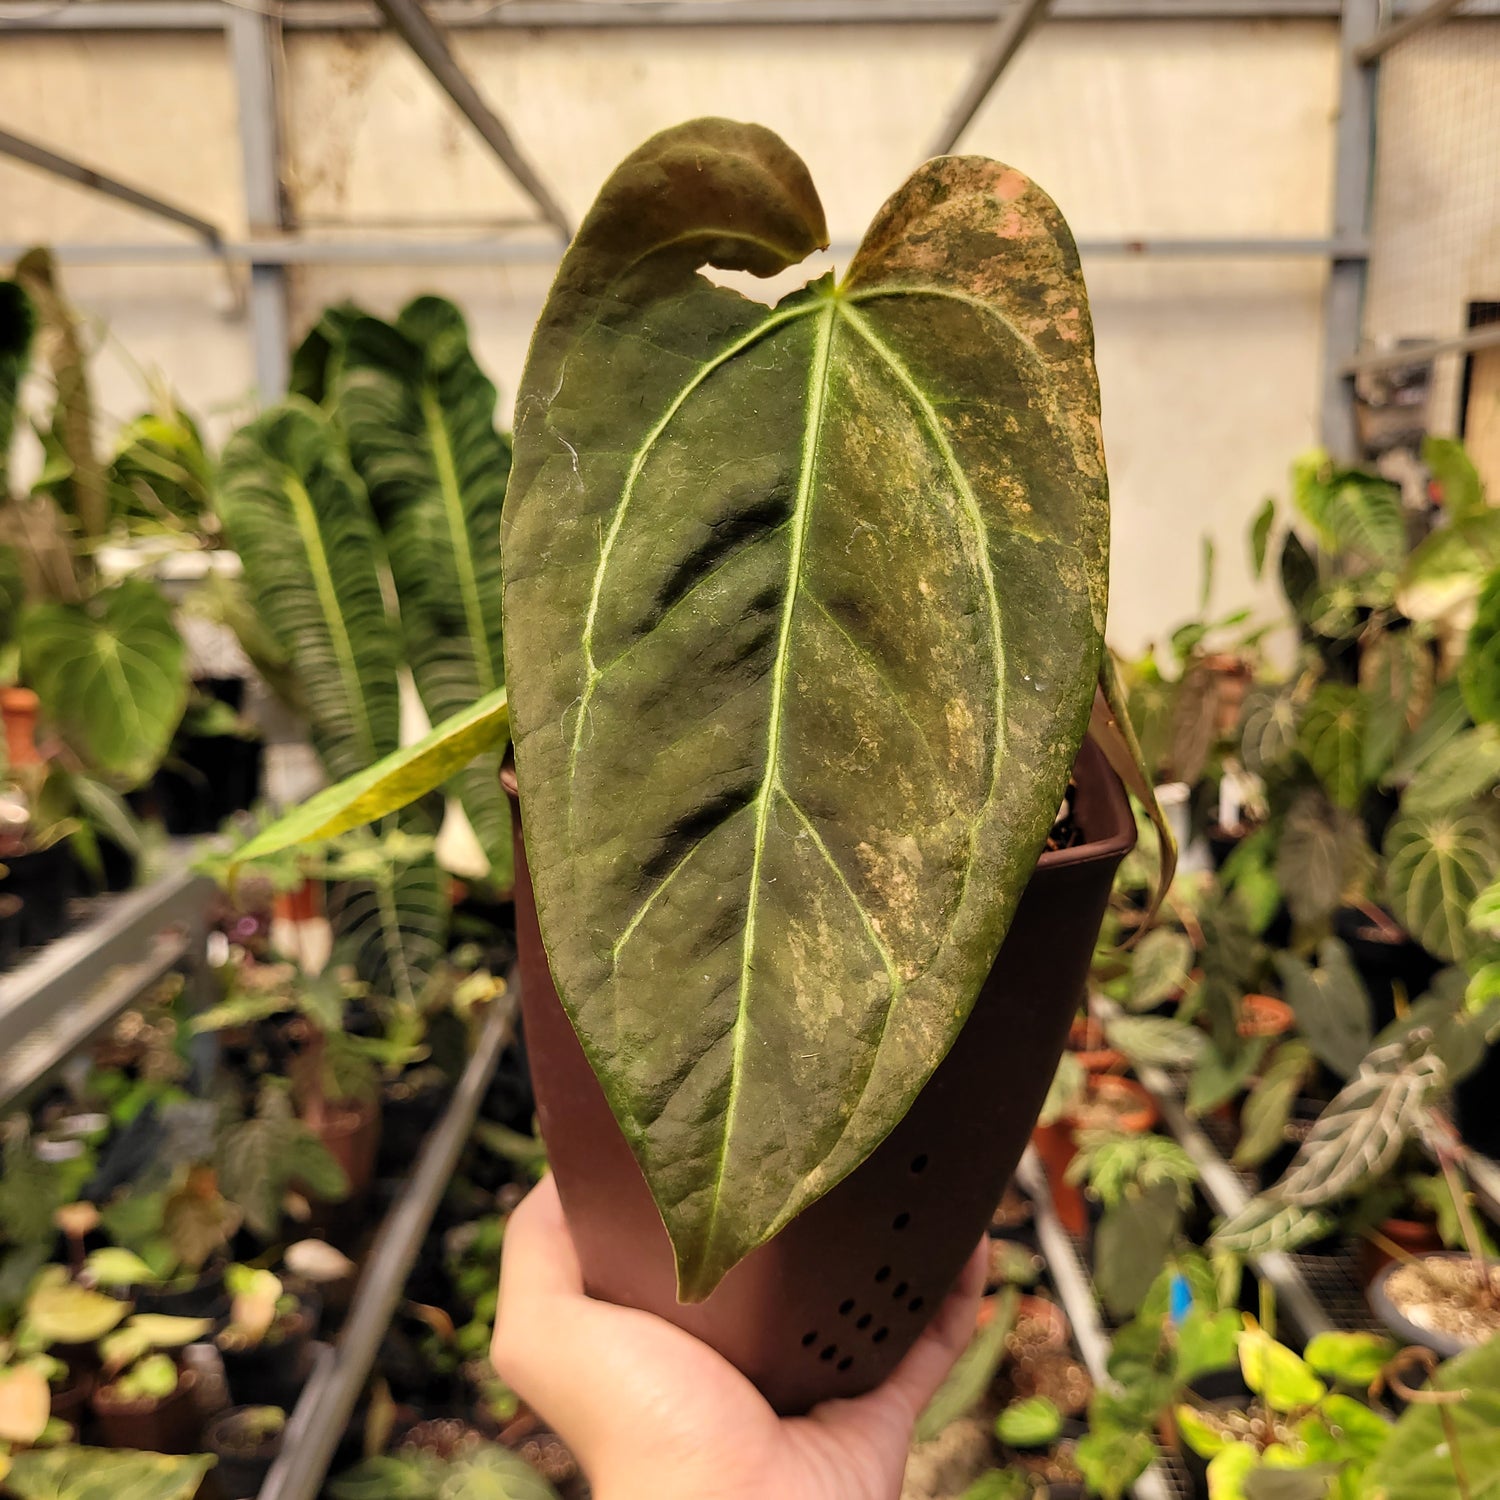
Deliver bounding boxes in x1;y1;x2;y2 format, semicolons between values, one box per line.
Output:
0;126;222;248
925;0;1053;157
1342;322;1500;374
368;0;573;240
1318;0;1378;460
10;0;1492;30
0;234;1369;266
1355;0;1470;61
256;989;519;1500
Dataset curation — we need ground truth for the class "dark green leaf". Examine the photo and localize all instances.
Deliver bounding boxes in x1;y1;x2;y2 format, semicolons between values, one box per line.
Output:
217;399;400;781
1361;630;1434;785
1390;679;1472;786
1279;528;1319;620
1273;940;1372;1079
19;580;186;785
1276;790;1369;927
1401;724;1500;814
503;120;1109;1297
996;1395;1064;1448
1096;1182;1182;1319
1239;686;1301;777
1234;1041;1315;1168
4;1447;215;1500
1462;568;1500;727
1303;1330;1396;1387
1128;928;1194;1011
336;297;514;884
1299;683;1367;809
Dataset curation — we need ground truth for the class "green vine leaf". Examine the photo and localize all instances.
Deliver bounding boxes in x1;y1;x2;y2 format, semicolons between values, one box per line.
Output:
1385;805;1500;962
503;120;1109;1297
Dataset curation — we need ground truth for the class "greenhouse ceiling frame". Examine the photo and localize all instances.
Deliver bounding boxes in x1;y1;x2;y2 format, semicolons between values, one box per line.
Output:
1;0;1480;449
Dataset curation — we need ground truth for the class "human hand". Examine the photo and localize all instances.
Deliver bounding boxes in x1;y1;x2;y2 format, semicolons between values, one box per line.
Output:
491;1175;987;1500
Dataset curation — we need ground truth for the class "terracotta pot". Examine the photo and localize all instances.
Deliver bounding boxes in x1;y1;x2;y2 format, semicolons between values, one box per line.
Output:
1067;1074;1158;1135
311;1096;382;1202
0;686;42;769
506;735;1134;1414
1031;1118;1086;1237
1238;994;1294;1039
1359;1215;1444;1288
1068;1015;1125;1075
90;1367;202;1453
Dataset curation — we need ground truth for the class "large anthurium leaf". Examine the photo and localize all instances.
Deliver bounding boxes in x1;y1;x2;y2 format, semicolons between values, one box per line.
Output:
502;119;1109;1297
18;579;186;785
1385;804;1500;962
0;278;35;497
335;297;514;885
217;398;400;781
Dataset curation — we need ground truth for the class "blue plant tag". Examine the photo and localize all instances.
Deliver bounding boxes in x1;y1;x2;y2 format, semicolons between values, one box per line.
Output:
1168;1271;1193;1327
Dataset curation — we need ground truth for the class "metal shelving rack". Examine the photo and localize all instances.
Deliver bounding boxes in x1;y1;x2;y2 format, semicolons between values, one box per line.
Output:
258;984;521;1500
0;846;215;1111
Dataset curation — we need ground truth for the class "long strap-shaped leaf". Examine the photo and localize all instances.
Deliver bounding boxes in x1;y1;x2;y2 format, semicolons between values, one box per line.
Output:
504;119;1110;1298
335;297;514;883
217;399;401;782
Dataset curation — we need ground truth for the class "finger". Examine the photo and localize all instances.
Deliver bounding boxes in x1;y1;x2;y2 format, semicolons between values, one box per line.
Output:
496;1174;583;1300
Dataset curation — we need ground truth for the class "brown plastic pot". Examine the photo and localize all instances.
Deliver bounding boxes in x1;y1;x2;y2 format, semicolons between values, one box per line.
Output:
90;1367;202;1454
1359;1215;1444;1288
310;1097;381;1202
506;734;1133;1413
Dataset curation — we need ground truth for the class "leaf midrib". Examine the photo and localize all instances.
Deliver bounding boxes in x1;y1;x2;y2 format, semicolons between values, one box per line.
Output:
418;382;495;695
281;471;379;765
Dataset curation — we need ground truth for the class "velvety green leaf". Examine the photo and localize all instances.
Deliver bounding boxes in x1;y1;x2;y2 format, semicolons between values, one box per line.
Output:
996;1395;1064;1448
4;1447;215;1500
1239;686;1301;778
1390;679;1472;787
232;688;509;869
1401;725;1500;814
1361;630;1434;784
326;1456;442;1500
1279;529;1319;620
217;398;400;781
1299;683;1367;809
1234;1041;1315;1168
1462;568;1500;727
19;580;186;784
25;1277;129;1344
108;400;214;530
1424;436;1487;522
1276;790;1368;927
1368;1333;1500;1499
1303;1331;1395;1388
1096;1181;1182;1319
503;120;1109;1297
1273;940;1372;1079
1176;1404;1230;1459
336;297;514;885
1385;804;1500;962
1240;1325;1325;1412
1189;1035;1270;1115
1292;451;1406;566
915;1286;1018;1442
1106;1013;1207;1069
1251;498;1276;579
1130;927;1194;1010
0;278;35;498
1178;1308;1243;1386
1398;510;1500;632
288;300;365;407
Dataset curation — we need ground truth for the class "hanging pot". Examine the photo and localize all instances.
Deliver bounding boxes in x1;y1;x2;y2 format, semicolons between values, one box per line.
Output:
505;734;1133;1414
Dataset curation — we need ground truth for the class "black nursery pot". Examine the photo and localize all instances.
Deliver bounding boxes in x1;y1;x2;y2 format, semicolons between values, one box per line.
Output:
218;1299;320;1409
0;840;75;951
147;734;265;837
204;1407;284;1500
506;735;1134;1415
1332;906;1441;1034
131;1265;230;1321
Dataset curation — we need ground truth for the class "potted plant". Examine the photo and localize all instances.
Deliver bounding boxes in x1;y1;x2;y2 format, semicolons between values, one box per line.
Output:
215;1266;318;1410
232;117;1175;1413
86;1309;210;1454
1063;1130;1198;1318
203;1403;286;1499
326;1442;560;1500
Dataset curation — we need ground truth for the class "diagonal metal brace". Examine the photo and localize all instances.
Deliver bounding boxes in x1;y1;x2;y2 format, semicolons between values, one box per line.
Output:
925;0;1054;158
369;0;573;242
0;125;224;250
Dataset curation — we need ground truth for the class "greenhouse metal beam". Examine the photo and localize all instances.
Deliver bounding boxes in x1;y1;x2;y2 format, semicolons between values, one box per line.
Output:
227;5;291;398
11;0;1498;31
369;0;573;241
1354;0;1470;60
0;126;223;249
1342;321;1500;375
1318;0;1379;461
925;0;1052;157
